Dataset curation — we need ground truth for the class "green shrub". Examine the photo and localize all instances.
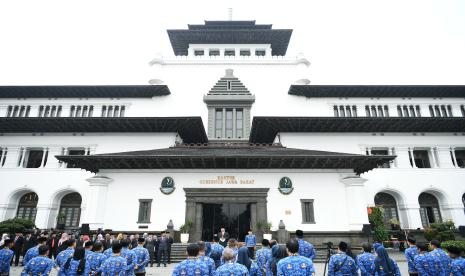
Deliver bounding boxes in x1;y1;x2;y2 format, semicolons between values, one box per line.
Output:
441;240;465;256
424;220;456;241
368;207;389;242
0;218;35;234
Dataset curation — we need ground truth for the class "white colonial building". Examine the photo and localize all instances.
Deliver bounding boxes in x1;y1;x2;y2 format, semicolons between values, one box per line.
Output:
0;19;464;242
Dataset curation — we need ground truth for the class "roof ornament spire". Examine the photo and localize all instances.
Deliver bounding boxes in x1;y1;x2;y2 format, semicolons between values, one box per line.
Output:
228;8;233;21
225;68;234;78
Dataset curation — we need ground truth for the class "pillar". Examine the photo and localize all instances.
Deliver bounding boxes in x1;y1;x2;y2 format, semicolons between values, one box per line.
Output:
409;147;417;168
2;146;20;168
83;175;112;230
430;147;438;168
340;176;369;230
436;146;454;168
395;147;412;168
45;147;63;168
442;203;465;226
398;203;423;229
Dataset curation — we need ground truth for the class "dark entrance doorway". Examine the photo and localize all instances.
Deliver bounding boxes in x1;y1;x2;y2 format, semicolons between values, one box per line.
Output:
202;203;251;242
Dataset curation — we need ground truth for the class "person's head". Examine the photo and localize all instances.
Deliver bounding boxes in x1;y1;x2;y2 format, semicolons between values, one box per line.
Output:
93;242;103;252
137;237;145;245
270;239;278;247
407;237;416;246
227;238;237;248
120;239;130;248
295;230;304;239
38;245;49;256
338;241;348;253
105;233;110;239
261;239;270;248
73;247;86;261
213;236;219;243
67;239;76;248
417;242;428;253
197;241;206;255
2;239;13;249
112;242;122;254
446;246;462;259
186;243;200;257
84;240;93;250
220;228;225;232
37;236;48;245
248;230;252;235
430;240;441;250
276;245;288;260
362;242;372;253
222;248;235;262
286;239;299;254
237;247;252;269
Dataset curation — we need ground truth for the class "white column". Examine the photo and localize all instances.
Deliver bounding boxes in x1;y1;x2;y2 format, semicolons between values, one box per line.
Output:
398;203;423;229
436;146;454;168
388;147;397;168
60;148;68;168
2;146;20;168
340;176;369;230
442;203;465;226
430;147;438;168
83;175;112;230
367;147;372;155
18;148;27;168
40;147;48;168
394;147;412;168
451;147;458;167
265;48;272;57
34;203;53;229
45;147;64;168
408;147;417;168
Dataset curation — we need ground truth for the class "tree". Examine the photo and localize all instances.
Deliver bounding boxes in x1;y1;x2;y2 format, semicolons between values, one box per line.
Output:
368;207;389;242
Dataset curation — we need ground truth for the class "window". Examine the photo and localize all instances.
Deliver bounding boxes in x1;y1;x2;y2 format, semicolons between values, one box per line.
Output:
397;105;421;117
101;105;125;117
16;192;38;222
38;105;62;117
410;150;431;168
365;105;390;117
429;105;452;117
224;49;235;56
236;109;243;138
0;147;7;167
6;105;31;117
334;105;357;117
374;192;399;226
371;149;390;168
225;109;233;138
138;199;152;223
227;81;232;90
301;199;315;223
20;149;46;168
214;108;246;139
70;105;94;117
194;50;204;56
454;149;465;168
419;192;442;227
255;49;266;56
209;49;220;56
215;109;223;138
461;105;465;117
66;149;86;168
58;193;82;228
240;49;250;56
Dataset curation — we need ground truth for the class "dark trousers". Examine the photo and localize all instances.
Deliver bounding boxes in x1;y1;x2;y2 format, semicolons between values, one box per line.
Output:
157;248;168;265
409;274;418;276
167;246;171;263
12;250;21;266
247;247;255;258
148;251;155;266
135;273;146;276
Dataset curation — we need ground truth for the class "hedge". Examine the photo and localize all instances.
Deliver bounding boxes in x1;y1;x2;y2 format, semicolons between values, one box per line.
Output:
0;218;35;234
442;240;465;255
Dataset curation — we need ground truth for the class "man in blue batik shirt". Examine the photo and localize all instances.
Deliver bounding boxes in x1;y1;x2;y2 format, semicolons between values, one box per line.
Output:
121;239;137;276
197;241;215;276
209;237;224;268
214;248;248;276
22;245;55;276
86;241;107;275
0;239;14;276
430;240;451;276
328;241;357;276
277;239;315;276
55;238;76;276
414;242;443;276
404;237;419;276
101;243;128;276
447;246;465;276
132;238;150;276
83;240;94;259
245;230;256;258
295;230;316;261
256;239;272;274
23;237;48;266
172;243;209;276
356;243;375;276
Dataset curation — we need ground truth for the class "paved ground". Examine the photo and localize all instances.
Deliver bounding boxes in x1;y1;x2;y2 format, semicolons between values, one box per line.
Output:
9;260;409;276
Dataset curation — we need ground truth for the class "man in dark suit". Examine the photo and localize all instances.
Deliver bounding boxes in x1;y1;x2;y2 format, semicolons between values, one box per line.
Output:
165;232;174;264
156;233;169;267
143;234;156;267
217;228;229;247
12;232;24;266
47;232;59;259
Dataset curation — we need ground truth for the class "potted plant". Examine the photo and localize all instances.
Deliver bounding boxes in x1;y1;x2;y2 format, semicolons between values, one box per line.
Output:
389;218;400;230
56;213;66;230
256;221;273;240
179;221;193;243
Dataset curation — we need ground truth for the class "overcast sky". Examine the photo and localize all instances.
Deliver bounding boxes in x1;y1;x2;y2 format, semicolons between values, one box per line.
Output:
0;0;464;85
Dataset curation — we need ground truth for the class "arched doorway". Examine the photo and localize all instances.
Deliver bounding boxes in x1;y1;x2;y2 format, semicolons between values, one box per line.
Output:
58;192;82;228
374;192;400;227
16;192;38;222
419;192;442;227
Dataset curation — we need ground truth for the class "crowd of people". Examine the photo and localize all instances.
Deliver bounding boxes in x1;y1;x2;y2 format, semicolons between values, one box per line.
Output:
0;228;464;275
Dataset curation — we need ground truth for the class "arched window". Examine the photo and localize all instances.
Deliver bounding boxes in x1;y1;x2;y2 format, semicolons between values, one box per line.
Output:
58;193;82;228
419;192;442;227
16;192;38;222
374;192;399;225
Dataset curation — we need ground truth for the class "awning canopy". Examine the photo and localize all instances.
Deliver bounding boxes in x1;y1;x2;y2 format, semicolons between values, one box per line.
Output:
56;143;394;174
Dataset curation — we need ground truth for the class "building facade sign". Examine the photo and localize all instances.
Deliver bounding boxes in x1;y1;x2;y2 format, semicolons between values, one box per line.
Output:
199;176;254;185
